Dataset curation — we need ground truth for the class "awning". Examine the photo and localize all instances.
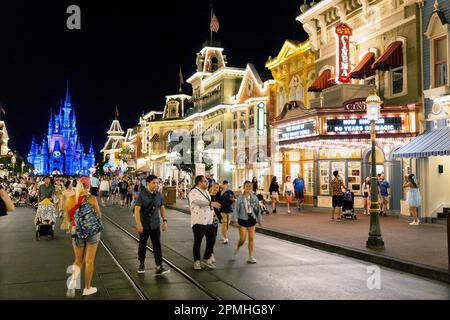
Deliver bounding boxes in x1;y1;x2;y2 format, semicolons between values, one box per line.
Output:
308;69;335;92
149;133;159;142
349;52;375;79
392;127;450;158
371;41;403;71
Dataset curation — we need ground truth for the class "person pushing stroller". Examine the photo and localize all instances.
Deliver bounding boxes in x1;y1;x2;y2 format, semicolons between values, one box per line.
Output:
36;177;56;225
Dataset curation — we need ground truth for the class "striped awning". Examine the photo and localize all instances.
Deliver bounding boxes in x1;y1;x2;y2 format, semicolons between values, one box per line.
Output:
371;41;403;71
308;69;336;92
349;52;375;79
392;127;450;158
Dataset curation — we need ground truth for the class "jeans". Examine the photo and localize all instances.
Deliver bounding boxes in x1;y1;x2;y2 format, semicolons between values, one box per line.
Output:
192;224;216;261
138;228;163;267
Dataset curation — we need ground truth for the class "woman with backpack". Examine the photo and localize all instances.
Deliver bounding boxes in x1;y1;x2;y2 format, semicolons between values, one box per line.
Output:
65;176;103;297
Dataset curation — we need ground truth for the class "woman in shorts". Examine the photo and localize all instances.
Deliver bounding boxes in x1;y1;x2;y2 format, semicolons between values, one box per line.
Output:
282;176;294;214
65;176;102;297
269;176;280;214
232;181;262;264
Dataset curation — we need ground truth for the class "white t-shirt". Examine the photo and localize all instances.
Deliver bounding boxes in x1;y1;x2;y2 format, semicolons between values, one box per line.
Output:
283;182;294;194
189;188;214;228
100;180;110;192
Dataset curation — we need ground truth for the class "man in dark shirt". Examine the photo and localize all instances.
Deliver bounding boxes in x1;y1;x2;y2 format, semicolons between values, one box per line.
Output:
118;178;129;208
38;176;55;203
134;175;169;276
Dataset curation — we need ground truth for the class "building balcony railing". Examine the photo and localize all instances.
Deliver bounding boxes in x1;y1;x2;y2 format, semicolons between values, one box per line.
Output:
309;83;373;109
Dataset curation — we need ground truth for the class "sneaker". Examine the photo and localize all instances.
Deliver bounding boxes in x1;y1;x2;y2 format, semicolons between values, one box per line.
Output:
287;210;291;214
201;259;216;269
193;261;202;270
137;263;145;273
82;287;98;296
223;238;229;244
66;288;75;298
330;217;335;221
155;266;170;276
409;221;416;225
210;254;216;263
272;210;277;214
247;256;257;264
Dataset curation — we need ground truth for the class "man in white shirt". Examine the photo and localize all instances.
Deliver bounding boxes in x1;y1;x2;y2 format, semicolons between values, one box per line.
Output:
188;175;221;270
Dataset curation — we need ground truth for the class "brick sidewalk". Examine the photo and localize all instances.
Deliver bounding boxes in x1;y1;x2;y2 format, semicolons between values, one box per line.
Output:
168;199;449;280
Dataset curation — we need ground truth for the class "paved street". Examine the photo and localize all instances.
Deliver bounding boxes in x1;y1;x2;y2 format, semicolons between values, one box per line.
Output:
169;200;449;272
1;205;448;300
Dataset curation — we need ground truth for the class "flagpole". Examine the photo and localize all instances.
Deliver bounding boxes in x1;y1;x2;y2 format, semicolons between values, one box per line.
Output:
210;4;213;41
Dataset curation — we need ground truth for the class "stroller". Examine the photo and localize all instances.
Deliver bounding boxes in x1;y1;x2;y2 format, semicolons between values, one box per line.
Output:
35;200;57;240
256;193;270;215
341;189;356;220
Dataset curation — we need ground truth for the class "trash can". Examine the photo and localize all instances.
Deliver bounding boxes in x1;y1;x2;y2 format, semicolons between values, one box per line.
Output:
163;186;177;205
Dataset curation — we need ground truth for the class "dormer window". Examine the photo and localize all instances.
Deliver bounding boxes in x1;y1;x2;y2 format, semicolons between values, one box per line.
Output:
435;37;448;87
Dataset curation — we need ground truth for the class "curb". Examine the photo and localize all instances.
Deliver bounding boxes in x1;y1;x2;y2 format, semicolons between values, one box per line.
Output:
167;205;450;284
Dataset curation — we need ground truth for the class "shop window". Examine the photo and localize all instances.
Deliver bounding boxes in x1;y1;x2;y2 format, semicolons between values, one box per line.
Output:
365;75;376;87
435;37;448;87
290;164;300;178
289;151;300;161
273;163;283;182
391;67;404;95
241;119;247;130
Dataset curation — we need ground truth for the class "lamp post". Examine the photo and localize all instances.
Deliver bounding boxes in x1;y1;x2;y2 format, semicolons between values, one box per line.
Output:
366;87;385;249
21;161;25;177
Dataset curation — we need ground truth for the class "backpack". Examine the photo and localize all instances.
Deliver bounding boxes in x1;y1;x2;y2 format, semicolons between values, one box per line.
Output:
74;196;103;239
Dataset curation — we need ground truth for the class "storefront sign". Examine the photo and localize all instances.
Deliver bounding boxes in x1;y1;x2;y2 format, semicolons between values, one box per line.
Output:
344;98;366;111
335;23;352;83
279;121;315;139
327;117;403;133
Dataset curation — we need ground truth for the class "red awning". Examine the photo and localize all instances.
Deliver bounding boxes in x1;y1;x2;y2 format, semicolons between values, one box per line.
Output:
371;41;403;71
349;52;375;79
308;69;335;92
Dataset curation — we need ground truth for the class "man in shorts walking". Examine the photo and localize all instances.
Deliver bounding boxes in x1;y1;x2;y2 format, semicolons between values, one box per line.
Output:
331;171;346;221
378;173;391;216
293;173;306;211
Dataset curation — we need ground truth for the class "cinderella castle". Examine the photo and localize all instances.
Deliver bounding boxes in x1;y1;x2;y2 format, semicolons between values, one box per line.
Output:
27;82;95;175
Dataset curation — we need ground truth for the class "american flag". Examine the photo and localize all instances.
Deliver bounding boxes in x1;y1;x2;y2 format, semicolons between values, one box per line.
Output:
210;8;219;33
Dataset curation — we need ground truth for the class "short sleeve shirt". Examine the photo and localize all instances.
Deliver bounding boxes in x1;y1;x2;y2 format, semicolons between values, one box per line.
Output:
293;178;305;192
379;181;390;197
118;181;129;194
135;188;164;230
331;178;344;196
39;184;55;200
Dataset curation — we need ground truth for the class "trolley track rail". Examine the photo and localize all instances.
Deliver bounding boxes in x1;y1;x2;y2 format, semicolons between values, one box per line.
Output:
101;213;223;300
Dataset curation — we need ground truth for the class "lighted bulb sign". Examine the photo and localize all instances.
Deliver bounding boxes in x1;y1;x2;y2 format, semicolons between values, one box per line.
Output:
279;121;316;140
335;23;352;83
327;117;403;134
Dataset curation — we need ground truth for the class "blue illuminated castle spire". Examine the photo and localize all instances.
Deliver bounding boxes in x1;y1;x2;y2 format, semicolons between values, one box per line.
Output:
27;81;95;175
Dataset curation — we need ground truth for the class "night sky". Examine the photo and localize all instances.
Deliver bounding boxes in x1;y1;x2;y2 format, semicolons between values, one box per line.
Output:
0;0;308;160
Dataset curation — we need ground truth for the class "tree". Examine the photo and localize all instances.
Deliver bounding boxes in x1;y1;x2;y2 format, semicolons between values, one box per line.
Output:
174;134;213;177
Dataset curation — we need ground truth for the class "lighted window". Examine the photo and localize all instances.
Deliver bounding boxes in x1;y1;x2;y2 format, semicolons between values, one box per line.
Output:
249;107;254;127
435;37;448;87
391;67;403;94
274;163;283;182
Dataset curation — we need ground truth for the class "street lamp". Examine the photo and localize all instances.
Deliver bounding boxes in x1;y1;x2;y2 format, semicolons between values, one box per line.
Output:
11;154;16;177
366;87;385;249
21;161;25;177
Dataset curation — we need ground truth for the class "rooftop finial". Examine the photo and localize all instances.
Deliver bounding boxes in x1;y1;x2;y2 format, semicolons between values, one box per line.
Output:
65;80;71;106
434;0;439;11
300;0;310;13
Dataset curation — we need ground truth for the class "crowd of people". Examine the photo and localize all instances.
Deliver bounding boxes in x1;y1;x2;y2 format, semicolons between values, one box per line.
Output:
0;168;422;298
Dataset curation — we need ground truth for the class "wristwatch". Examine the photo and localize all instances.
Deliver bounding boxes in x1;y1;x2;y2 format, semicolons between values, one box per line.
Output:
163;219;168;223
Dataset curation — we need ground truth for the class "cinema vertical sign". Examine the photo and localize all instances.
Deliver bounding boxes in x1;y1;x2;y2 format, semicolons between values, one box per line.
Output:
335;23;352;83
